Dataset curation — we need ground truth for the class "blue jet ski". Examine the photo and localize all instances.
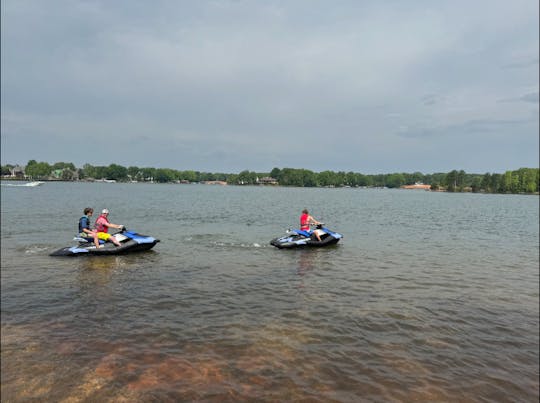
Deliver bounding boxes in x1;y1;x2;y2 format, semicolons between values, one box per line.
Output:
270;224;343;249
50;229;159;256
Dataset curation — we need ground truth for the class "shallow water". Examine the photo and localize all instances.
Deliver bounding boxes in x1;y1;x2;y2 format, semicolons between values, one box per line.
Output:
1;182;539;402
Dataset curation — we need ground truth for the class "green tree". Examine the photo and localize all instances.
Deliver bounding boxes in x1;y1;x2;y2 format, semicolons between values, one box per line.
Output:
470;177;482;192
155;168;175;183
236;170;257;184
345;171;357;187
93;166;108;179
357;174;372;187
52;162;76;171
81;163;97;179
456;170;466;190
61;169;74;180
127;166;141;181
371;174;386;187
302;170;318;187
1;164;14;175
502;171;513;193
385;173;405;188
516;168;538;193
491;173;503;193
318;170;337;187
140;167;156;181
180;170;198;182
270;167;281;180
445;170;458;192
200;172;219;182
227;174;238;184
105;164;128;181
410;171;425;184
25;160;51;179
481;173;492;192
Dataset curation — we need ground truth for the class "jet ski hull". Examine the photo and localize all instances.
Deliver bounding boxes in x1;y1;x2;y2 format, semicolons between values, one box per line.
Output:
270;227;342;249
50;231;159;256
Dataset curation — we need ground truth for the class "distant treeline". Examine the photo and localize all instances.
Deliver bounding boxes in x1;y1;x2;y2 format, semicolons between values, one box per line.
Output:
2;160;539;194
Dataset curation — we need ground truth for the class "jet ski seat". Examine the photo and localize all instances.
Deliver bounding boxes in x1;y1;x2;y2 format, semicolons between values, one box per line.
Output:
74;236;105;244
295;230;312;237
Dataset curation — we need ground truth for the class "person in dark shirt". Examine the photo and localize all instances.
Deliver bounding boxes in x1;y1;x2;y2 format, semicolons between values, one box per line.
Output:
78;207;101;248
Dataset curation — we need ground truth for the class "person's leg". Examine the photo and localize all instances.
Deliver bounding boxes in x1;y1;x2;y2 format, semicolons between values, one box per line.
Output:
97;232;120;246
109;233;121;246
93;233;100;248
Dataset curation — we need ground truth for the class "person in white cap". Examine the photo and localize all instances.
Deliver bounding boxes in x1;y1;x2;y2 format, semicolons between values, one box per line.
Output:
94;209;124;246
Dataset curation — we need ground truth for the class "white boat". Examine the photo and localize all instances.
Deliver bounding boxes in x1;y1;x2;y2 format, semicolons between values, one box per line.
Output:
0;181;45;187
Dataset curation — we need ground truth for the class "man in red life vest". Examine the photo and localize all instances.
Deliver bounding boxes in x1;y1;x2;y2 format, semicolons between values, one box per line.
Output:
300;209;323;242
95;209;124;246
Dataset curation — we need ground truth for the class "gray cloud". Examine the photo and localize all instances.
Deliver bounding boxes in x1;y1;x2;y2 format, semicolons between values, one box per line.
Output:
520;92;540;103
498;91;539;104
1;0;538;173
396;117;534;139
503;58;539;69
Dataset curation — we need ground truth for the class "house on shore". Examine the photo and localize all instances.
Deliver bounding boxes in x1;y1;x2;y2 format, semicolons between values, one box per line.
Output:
257;177;278;185
9;165;26;179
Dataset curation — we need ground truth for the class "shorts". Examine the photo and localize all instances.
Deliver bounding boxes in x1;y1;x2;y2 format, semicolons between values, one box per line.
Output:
97;232;112;241
78;233;96;241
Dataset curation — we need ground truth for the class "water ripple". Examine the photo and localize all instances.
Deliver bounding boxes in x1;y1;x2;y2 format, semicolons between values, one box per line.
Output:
1;185;538;401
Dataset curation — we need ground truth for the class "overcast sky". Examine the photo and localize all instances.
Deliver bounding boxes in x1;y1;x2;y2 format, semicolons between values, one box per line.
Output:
1;0;538;174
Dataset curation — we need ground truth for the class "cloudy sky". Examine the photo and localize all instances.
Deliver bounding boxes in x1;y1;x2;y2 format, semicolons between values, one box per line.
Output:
1;0;538;174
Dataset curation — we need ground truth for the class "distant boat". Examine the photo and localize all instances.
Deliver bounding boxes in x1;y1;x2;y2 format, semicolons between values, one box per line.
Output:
1;181;45;187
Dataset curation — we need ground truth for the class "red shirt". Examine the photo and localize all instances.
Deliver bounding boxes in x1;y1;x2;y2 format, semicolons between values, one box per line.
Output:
95;215;110;233
300;213;310;231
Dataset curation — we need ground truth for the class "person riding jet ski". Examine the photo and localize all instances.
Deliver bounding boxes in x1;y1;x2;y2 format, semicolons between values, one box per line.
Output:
95;208;124;246
270;210;343;249
300;209;323;241
78;207;101;248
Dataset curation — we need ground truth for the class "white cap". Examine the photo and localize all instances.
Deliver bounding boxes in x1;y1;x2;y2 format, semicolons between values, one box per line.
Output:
102;209;109;214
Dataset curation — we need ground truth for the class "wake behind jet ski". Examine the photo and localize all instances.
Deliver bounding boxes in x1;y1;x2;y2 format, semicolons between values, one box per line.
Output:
270;224;343;249
50;229;160;256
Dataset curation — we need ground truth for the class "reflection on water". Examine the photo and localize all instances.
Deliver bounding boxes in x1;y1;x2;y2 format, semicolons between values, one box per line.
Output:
296;249;323;275
1;184;538;401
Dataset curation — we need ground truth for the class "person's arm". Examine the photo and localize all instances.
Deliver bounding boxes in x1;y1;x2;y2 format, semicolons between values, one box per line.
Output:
308;215;320;225
107;222;124;230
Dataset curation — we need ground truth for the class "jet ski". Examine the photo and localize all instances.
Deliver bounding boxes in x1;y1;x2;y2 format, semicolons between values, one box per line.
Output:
270;224;343;249
50;229;160;256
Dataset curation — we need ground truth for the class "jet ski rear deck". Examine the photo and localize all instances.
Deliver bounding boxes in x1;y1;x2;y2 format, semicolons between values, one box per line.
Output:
50;230;159;256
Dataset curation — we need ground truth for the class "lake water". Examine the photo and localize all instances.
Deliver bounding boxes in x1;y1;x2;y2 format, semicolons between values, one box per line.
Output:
1;182;538;402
